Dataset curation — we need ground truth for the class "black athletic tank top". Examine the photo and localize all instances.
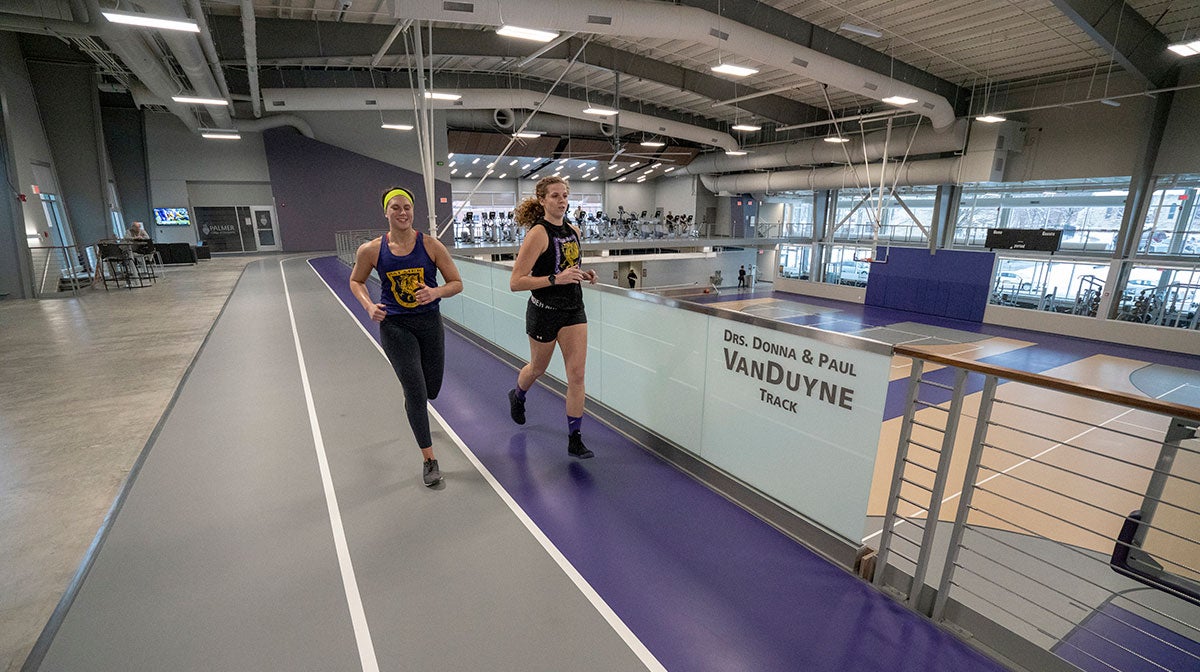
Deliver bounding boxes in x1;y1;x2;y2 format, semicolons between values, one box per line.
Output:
529;219;583;310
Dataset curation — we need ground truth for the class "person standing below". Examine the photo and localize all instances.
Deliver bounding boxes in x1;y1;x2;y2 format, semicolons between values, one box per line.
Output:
507;176;598;459
350;186;463;486
627;268;638;289
737;265;747;289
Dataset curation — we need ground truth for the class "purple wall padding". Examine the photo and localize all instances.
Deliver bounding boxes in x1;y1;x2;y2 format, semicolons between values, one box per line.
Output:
864;247;995;322
261;127;452;252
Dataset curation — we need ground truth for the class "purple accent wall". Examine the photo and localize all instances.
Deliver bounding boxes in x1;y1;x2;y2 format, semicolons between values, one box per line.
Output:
864;248;995;322
261;128;452;251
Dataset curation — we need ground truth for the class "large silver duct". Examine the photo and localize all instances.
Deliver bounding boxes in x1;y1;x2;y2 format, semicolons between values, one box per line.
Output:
233;114;313;138
682;120;969;175
138;0;232;129
241;0;261;118
444;109;611;138
392;0;956;129
262;87;740;150
698;157;966;193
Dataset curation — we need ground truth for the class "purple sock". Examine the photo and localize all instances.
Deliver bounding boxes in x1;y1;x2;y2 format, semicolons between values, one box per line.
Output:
567;415;582;435
514;380;527;402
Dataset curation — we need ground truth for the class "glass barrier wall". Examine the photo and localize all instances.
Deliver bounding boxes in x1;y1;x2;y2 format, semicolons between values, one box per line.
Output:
821;244;873;287
778;244;813;279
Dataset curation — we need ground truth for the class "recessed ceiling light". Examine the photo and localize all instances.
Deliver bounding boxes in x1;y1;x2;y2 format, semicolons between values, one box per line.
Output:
521;164;531;169
464;172;472;178
381;123;414;130
617;177;627;182
450;169;457;174
976;115;1007;123
882;95;917;106
608;164;618;170
583;106;618;116
448;153;454;158
424;91;461;101
591;176;599;181
498;173;507;179
448;161;456;166
173;95;228;105
664;167;676;172
472;157;481;164
495;25;559;42
711;63;758;77
102;10;199;32
731;124;761;132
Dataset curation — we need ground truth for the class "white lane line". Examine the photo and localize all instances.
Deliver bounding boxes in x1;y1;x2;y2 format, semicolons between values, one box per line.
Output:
861;382;1190;545
281;259;380;672
306;258;667;672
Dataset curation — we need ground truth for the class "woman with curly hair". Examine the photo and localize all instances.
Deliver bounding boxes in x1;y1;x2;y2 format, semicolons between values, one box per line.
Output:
507;176;598;459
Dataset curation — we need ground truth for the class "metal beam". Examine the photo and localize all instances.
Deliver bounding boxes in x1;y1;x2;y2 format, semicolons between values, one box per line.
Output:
1049;0;1176;88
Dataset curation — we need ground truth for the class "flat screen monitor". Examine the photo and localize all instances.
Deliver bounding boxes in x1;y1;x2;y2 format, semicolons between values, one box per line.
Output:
154;207;191;227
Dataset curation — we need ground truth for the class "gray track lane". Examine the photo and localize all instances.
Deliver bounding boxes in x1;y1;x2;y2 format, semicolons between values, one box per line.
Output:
34;258;650;672
36;262;360;671
282;257;650;671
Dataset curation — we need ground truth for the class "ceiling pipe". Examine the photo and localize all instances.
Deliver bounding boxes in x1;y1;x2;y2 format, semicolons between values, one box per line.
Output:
681;119;968;175
240;0;261;117
445;109;609;137
233;114;314;138
185;0;233;103
697;157;966;193
138;0;232;129
391;0;956;129
0;0;100;35
262;87;741;150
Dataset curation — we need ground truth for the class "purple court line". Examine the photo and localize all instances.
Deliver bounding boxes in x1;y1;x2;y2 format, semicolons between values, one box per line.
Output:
308;256;1008;672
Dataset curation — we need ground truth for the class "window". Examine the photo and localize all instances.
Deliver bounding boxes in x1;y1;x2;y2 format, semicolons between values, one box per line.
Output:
778;244;812;279
957;179;1129;254
989;256;1110;315
832;187;933;245
1116;263;1200;329
1139;177;1200;258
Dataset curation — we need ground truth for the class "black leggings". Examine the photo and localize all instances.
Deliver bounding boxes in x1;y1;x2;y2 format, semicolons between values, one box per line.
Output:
379;310;445;449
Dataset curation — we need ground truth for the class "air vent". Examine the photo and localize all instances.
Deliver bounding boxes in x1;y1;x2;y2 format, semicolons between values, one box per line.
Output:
271;100;285;107
587;14;612;25
863;82;878;91
791;57;808;68
709;28;729;41
443;1;474;12
994;157;1005;172
365;99;377;106
923;102;935;110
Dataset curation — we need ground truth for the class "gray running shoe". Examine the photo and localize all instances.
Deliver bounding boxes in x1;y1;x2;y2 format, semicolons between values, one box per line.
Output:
567;432;594;459
508;388;526;425
423;458;442;486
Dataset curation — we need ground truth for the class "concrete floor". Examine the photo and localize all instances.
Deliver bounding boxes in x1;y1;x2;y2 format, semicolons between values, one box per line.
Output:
0;256;268;672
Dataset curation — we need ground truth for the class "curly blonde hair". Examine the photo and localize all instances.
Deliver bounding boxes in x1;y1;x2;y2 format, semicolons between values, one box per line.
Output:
514;176;569;228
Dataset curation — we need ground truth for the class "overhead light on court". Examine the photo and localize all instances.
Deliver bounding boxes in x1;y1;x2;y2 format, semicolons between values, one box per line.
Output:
172;95;228;106
200;130;240;140
381;123;414;130
424;91;462;101
513;131;543;138
839;22;883;39
823;136;850;143
1100;98;1121;107
496;25;559;42
102;10;199;32
1167;40;1200;56
882;95;917;106
975;115;1006;123
731;124;761;132
711;63;758;77
725;149;748;156
640;139;666;147
583;106;619;116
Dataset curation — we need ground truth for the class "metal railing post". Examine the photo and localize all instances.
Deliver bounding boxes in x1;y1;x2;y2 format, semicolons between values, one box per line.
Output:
874;359;924;588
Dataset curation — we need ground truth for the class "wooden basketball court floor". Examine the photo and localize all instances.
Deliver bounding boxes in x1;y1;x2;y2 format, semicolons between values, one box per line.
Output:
23;257;1010;672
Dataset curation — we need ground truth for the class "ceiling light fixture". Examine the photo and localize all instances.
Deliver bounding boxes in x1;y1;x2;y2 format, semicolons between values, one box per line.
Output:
495;25;559;42
472;157;481;164
725;149;748;156
839;22;883;39
102;10;199;32
591;176;600;181
583;106;618;116
513;131;542;138
640;139;666;147
464;172;472;178
711;63;758;77
498;173;507;179
381;123;414;130
731;123;761;132
823;136;850;143
882;95;917;106
1167;40;1200;56
664;167;676;172
1100;98;1121;107
173;95;228;105
424;91;462;101
200;131;240;140
975;115;1006;123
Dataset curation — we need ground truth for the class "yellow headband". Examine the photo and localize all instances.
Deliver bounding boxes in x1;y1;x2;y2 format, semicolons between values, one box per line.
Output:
382;188;414;212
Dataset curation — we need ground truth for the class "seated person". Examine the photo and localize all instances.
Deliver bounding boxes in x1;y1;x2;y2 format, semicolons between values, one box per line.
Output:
126;221;150;239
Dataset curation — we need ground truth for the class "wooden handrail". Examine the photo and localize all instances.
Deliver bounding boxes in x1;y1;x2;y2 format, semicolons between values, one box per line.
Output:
895;344;1200;423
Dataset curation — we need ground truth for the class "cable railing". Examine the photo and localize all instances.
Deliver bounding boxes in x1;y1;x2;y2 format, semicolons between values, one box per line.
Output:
26;244;90;298
874;346;1200;672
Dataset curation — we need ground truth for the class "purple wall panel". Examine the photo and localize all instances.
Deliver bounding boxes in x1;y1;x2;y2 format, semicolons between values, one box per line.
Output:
864;247;994;322
261;128;451;252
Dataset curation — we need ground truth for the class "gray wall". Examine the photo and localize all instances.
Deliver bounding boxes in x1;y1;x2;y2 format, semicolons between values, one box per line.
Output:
100;105;152;233
1155;64;1200;176
655;174;700;219
26;61;109;246
606;181;657;217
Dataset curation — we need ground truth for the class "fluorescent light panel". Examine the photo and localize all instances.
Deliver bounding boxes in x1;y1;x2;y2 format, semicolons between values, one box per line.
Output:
201;131;240;140
1167;40;1200;56
496;25;559;42
172;95;228;106
513;131;542;138
823;136;850;143
102;10;199;32
640;140;666;147
381;123;414;130
839;22;882;39
583;106;618;116
424;91;462;101
711;63;758;77
725;150;747;156
1100;98;1121;107
976;115;1006;123
882;95;917;106
731;124;761;132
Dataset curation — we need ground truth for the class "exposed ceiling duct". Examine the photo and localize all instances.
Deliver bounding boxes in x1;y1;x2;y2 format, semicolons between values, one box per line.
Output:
681;120;969;175
240;0;262;118
698;157;966;193
444;109;609;138
261;87;740;150
391;0;956;129
233;114;313;138
138;0;232;129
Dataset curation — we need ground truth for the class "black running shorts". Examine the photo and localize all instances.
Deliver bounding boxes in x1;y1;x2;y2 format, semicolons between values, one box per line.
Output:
526;302;587;343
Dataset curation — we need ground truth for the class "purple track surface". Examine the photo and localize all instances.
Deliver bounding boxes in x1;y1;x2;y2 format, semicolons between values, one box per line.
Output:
1054;603;1200;672
309;256;1007;672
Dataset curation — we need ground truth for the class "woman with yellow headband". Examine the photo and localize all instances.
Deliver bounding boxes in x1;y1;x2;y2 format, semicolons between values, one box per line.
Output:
350;186;463;486
507;176;598;459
